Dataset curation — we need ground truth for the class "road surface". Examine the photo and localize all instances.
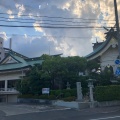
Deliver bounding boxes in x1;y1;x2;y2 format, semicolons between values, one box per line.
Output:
0;103;120;120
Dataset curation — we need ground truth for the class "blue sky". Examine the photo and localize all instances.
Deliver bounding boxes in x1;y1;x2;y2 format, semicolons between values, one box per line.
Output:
0;0;118;57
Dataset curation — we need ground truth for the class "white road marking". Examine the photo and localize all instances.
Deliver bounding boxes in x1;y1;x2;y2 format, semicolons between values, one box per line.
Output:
90;116;120;120
38;107;71;112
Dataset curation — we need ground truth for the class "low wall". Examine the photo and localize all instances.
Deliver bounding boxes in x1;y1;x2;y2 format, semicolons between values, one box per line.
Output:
52;100;90;109
18;98;90;109
18;99;120;108
18;98;53;104
97;101;120;107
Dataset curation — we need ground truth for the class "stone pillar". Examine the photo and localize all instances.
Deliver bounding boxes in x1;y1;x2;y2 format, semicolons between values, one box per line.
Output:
76;82;83;101
89;85;94;102
5;80;8;91
88;80;94;108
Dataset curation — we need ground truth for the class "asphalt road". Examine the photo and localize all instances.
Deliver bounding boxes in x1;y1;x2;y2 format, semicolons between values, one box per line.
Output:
0;104;120;120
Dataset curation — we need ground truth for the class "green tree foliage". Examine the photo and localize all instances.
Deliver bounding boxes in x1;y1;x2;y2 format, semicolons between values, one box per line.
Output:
87;60;100;74
16;54;104;95
16;64;50;95
42;55;87;89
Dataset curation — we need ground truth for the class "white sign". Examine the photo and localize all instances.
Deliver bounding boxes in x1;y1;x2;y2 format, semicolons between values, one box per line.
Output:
42;88;50;94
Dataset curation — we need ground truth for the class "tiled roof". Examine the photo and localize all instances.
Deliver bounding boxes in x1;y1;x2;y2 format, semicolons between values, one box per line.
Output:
85;29;117;59
0;51;43;71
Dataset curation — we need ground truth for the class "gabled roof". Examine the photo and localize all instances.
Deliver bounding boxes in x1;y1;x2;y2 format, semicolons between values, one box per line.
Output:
0;51;43;71
4;48;28;59
85;28;117;59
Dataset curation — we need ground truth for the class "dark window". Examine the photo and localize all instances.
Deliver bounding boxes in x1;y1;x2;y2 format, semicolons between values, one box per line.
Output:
0;81;5;88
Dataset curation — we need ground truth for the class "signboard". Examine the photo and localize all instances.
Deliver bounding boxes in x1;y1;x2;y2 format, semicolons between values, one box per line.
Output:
115;68;120;75
42;88;50;94
115;59;120;65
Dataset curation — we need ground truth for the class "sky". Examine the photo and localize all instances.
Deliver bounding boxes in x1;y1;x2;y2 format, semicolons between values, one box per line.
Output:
0;0;119;58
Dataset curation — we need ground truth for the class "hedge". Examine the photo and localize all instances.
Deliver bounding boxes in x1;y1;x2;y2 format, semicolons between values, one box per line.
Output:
18;88;88;101
50;89;77;98
94;85;120;102
18;89;77;100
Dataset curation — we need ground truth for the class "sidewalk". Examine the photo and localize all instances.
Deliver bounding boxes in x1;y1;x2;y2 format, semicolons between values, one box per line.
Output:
0;110;5;119
78;106;120;115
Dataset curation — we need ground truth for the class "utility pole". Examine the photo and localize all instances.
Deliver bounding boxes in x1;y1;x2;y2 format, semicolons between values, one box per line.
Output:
114;0;120;57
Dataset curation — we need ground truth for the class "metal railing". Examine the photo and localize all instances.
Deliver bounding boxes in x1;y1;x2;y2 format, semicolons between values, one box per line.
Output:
0;88;17;92
0;88;5;91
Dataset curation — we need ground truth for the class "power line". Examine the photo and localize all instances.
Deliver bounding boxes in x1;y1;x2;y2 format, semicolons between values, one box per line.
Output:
0;18;116;25
0;19;96;27
8;34;97;39
0;24;114;29
0;16;116;25
0;20;115;27
6;34;102;40
0;12;115;21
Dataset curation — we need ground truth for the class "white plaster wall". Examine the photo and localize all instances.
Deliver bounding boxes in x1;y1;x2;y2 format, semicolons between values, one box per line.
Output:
0;71;25;81
100;46;119;73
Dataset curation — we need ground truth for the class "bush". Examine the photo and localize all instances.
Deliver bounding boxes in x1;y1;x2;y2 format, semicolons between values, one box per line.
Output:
18;94;33;98
62;96;76;102
48;95;56;100
64;92;71;98
39;94;49;99
94;85;120;102
18;89;77;101
50;89;77;99
39;95;56;100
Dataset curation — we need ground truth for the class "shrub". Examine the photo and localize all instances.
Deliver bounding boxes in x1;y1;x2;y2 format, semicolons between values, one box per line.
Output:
48;95;56;100
18;94;33;98
39;94;49;99
64;92;71;98
94;85;120;102
62;96;76;102
50;89;77;98
18;89;77;101
39;94;56;100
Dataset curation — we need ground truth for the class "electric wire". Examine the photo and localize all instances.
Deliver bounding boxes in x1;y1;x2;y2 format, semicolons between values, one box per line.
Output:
0;12;115;21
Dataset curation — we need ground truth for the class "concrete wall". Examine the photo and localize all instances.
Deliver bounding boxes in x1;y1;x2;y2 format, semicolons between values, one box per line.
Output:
97;101;120;107
0;94;18;103
18;98;52;104
7;95;18;103
53;100;90;109
53;100;79;109
18;99;90;109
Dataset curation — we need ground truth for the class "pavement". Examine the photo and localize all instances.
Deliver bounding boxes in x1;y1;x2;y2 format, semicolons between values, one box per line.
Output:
0;103;120;120
78;106;120;114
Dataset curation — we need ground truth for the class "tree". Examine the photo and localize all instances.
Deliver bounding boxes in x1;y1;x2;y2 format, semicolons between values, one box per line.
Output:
42;55;87;89
87;60;100;74
16;55;90;94
16;64;50;95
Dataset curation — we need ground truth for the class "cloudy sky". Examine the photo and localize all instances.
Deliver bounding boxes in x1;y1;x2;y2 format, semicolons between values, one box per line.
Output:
0;0;118;57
